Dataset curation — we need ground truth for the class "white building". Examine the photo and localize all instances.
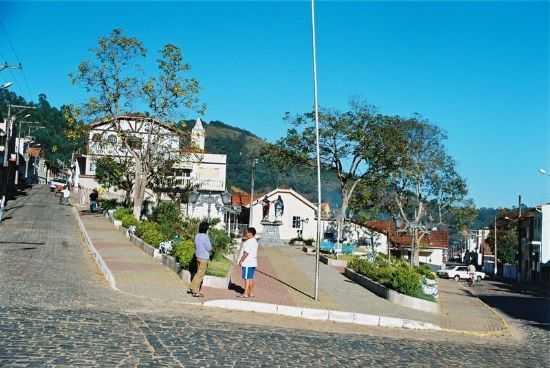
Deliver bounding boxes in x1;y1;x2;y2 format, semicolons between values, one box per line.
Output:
249;188;318;242
465;229;491;266
248;187;389;253
77;115;228;221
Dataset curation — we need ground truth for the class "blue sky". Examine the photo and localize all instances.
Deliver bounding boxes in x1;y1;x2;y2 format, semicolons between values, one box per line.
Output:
0;1;548;208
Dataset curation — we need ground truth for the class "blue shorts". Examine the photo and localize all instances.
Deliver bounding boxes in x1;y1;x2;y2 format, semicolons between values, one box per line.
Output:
241;267;256;280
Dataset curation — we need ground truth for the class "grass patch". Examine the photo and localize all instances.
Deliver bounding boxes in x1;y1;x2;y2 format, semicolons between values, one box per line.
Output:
206;255;232;277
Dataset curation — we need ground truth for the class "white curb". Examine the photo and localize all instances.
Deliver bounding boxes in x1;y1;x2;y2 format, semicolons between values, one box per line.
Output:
202;299;442;331
72;207;118;291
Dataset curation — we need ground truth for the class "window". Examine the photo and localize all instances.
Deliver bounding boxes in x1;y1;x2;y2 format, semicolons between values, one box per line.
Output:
89;160;97;174
127;136;143;149
107;134;117;145
292;216;301;229
182;169;192;178
92;133;102;142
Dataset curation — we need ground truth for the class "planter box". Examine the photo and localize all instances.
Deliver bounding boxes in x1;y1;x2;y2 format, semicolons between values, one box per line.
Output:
319;254;348;268
162;254;181;274
128;233;156;258
344;268;440;314
178;266;231;289
302;246;316;255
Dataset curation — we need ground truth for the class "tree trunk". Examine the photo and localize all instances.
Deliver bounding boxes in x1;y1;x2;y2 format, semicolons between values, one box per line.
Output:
132;160;147;220
337;179;361;253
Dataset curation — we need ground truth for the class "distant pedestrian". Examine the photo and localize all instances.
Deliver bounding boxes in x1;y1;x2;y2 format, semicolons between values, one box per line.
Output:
62;186;70;205
89;189;99;213
238;227;258;298
0;195;5;224
189;222;212;297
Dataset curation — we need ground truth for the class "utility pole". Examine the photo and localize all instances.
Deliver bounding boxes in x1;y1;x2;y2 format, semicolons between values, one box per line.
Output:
248;159;257;226
310;0;323;301
494;215;498;276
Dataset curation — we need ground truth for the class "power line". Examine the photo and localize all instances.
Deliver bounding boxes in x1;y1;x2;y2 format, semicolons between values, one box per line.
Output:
0;19;34;100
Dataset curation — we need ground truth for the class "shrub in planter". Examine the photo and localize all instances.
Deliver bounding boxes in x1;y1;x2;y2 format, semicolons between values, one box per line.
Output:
100;199;119;212
209;228;232;257
418;264;436;280
172;239;195;269
120;214;139;228
136;221;166;247
349;257;425;298
113;207;132;220
152;201;182;238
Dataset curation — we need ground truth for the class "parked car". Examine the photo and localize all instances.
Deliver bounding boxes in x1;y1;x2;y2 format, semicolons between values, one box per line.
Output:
48;178;67;192
437;265;486;282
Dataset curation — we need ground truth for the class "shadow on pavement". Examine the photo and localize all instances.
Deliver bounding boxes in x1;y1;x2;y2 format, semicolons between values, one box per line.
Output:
464;286;550;331
256;269;313;300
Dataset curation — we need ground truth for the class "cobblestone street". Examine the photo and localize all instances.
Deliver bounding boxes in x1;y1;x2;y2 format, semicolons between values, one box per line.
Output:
0;187;549;367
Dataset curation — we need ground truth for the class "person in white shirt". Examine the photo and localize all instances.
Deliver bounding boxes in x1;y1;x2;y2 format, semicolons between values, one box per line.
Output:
62;186;71;205
238;227;258;298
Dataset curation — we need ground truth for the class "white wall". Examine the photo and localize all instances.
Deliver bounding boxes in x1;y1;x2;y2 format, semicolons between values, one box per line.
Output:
250;190;317;240
419;248;444;267
542;204;550;264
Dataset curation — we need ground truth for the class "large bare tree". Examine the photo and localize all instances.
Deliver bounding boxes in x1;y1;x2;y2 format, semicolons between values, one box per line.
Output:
71;29;204;218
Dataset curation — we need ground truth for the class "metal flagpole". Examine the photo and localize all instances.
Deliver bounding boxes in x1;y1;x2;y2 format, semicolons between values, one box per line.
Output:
310;0;322;301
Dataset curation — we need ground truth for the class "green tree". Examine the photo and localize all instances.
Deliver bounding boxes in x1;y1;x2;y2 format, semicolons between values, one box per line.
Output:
383;116;467;266
263;100;400;245
95;157;134;205
71;29;204;219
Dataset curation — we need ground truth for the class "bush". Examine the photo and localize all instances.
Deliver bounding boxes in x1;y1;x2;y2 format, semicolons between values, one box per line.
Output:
120;214;139;228
209;228;232;257
172;239;195;269
206;254;232;277
113;207;132;220
152;201;182;238
100;199;119;211
349;257;428;298
418;264;436;280
136;221;166;247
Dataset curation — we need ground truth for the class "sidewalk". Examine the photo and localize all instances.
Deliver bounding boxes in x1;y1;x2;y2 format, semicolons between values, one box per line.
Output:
76;207;195;304
75;208;507;333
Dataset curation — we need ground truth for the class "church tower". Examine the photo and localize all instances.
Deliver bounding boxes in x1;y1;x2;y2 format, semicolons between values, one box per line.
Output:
191;118;205;151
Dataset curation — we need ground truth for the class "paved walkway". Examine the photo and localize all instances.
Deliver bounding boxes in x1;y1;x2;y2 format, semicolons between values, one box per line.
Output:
76;208;506;333
77;208;195;304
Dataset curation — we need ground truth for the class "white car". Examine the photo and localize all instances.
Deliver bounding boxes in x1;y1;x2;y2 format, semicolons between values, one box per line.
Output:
48;178;67;192
437;266;486;282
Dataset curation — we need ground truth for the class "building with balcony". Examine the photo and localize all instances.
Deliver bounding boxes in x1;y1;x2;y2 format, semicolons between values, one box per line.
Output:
76;115;227;221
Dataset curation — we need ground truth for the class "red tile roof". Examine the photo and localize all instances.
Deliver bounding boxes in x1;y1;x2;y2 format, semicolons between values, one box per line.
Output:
365;220;448;249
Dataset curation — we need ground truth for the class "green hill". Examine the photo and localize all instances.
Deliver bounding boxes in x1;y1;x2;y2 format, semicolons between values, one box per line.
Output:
202;120;341;207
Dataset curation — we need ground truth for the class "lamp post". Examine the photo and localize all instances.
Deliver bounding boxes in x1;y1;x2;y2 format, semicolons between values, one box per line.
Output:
1;81;13;89
15;117;36;185
539;169;549;176
310;0;323;302
248;158;257;226
494;215;513;276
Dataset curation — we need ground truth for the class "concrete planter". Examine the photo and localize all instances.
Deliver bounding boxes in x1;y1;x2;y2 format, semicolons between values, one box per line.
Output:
162;254;181;274
319;254;348;268
344;268;440;314
178;266;231;289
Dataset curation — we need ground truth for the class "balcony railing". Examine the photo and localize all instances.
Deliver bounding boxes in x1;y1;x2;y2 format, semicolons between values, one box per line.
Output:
178;177;225;191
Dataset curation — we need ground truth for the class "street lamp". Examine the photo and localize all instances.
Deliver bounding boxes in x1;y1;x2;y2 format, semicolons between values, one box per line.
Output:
539;169;549;176
1;81;13;89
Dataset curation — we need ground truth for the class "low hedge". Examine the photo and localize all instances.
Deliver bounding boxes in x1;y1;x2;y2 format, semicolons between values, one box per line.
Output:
113;208;132;220
136;221;166;248
172;239;195;269
348;256;432;298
